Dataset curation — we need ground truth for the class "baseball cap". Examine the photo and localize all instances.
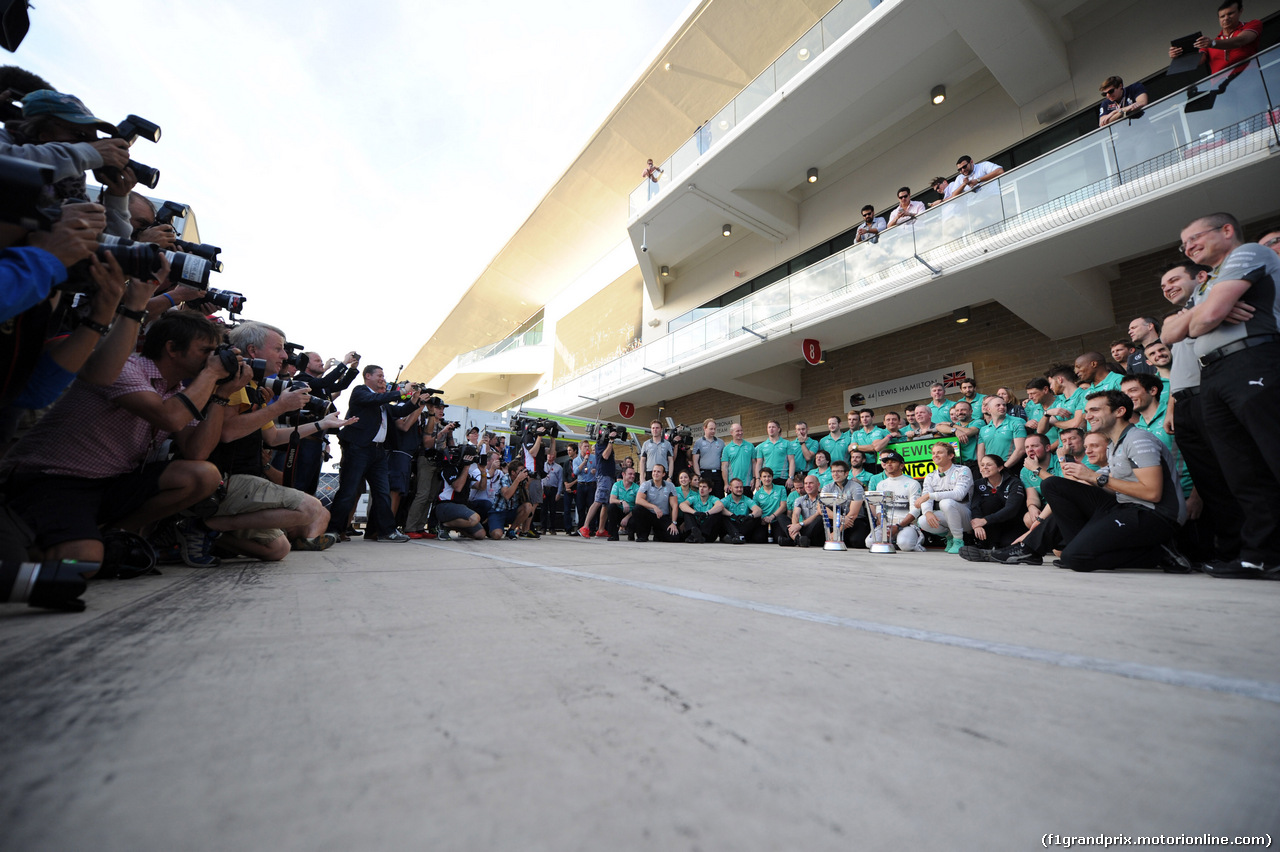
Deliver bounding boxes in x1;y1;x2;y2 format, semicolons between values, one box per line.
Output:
878;450;905;464
21;89;116;133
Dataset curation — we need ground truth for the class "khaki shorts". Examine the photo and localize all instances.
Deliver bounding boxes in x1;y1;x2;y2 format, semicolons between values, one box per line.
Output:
213;473;306;542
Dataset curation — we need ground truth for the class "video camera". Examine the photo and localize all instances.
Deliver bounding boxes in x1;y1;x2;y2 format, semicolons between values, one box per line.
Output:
443;441;482;469
283;342;309;372
588;422;628;443
511;414;560;442
398;382;443;401
666;424;693;447
98;114;161;190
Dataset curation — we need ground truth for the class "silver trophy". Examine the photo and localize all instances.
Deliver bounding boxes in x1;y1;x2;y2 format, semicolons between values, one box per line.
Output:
863;491;896;555
818;484;847;552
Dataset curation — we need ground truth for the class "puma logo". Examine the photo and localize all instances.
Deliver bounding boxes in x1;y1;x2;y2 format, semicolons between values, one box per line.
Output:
1114;519;1126;528
1249;378;1265;387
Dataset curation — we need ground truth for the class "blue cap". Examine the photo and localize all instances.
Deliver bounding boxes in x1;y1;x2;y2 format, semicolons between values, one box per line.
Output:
21;89;116;134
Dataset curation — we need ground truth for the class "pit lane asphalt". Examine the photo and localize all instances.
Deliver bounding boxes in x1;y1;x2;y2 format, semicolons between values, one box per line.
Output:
1;535;1277;851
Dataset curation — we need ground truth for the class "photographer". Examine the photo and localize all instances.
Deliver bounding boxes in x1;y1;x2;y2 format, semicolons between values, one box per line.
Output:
198;322;355;561
404;395;456;539
326;365;413;544
0;90;133;236
271;350;361;498
435;444;487;541
580;426;620;537
492;459;536;540
0;313;234;569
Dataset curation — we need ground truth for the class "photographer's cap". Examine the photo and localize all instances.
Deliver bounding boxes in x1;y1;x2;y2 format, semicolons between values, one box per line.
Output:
424;396;445;408
21;90;116;133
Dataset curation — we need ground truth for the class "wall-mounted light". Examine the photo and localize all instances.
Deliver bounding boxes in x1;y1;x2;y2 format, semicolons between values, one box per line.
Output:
722;224;732;237
664;62;672;71
660;265;670;277
931;84;946;105
806;167;819;183
797;47;811;61
953;306;970;323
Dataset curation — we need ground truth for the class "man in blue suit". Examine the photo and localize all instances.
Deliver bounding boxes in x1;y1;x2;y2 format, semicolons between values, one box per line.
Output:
326;365;413;542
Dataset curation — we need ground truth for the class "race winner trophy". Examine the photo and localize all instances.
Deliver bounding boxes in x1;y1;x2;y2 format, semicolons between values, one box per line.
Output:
818;484;847;552
864;491;895;555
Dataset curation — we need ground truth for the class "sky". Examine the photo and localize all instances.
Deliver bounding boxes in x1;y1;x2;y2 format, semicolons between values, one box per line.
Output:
13;0;692;382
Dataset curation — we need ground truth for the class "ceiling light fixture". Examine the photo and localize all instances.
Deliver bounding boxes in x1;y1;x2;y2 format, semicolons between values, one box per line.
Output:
806;167;819;183
722;224;732;237
931;84;946;105
660;265;670;277
797;47;810;61
953;306;970;324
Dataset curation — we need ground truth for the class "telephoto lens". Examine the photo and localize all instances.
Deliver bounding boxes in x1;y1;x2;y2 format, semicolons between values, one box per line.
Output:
98;235;163;277
127;159;160;189
164;250;213;288
204;288;246;314
0;559;100;612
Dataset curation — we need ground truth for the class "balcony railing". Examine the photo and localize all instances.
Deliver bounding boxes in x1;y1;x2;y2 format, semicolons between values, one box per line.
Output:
456;327;544;369
555;47;1280;403
629;0;882;217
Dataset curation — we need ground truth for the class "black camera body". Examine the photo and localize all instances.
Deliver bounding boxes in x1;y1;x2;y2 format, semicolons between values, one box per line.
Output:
590;421;628;443
0;155;53;230
666;425;693;447
261;377;330;426
203;288;247;315
443;442;482;470
512;415;560;443
212;344;267;385
283;342;308;372
100;114;161;189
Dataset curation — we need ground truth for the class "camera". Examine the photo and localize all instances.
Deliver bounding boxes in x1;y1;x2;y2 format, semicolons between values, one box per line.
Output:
641;243;648;253
283;342;309;372
0;155;53;230
173;239;223;272
665;424;693;447
57;235;163;293
443;442;481;469
0;558;99;612
98;114;161;189
212;343;267;384
590;421;628;442
202;288;247;315
281;394;331;427
511;414;559;441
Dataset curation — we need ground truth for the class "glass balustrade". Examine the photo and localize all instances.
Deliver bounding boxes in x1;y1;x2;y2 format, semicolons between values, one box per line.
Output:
591;47;1280;400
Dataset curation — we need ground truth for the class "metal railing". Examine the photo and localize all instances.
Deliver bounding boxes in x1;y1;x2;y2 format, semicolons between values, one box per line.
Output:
554;47;1280;404
629;0;882;217
455;326;545;369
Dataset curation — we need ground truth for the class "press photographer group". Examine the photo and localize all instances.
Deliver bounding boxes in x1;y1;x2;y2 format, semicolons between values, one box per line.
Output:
0;68;399;612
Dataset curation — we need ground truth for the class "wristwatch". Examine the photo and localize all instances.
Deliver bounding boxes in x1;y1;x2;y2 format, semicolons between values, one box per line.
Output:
1096;472;1109;488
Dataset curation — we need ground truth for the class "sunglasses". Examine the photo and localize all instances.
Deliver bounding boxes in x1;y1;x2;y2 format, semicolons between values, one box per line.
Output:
898;194;910;200
1104;86;1121;95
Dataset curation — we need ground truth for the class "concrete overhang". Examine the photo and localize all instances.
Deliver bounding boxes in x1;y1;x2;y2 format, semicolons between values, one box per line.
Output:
626;0;1085;305
564;149;1280;415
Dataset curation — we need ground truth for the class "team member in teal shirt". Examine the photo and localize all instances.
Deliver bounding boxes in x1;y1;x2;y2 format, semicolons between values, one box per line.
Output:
1075;351;1125;396
720;422;756;496
811;450;835;488
849;409;890;469
679;478;725;543
818;415;851;466
1125;374;1193;498
1022;377;1058;447
789;421;820;477
720;478;762;544
848;450;874;489
1019;434;1062;497
926;383;955;424
1044;365;1088;434
943;400;983;467
605;467;640;540
977;397;1027;474
752;468;789;542
958;378;987;417
753;420;791;490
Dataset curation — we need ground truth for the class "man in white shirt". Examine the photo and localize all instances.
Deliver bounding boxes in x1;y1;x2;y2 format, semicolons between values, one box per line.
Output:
887;187;925;228
916;442;974;554
866;451;924;551
953;155;1004;194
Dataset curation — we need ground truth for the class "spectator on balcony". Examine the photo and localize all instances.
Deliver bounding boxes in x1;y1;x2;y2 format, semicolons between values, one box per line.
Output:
642;158;663;199
855;205;886;243
1168;1;1261;75
1127;316;1161;375
928;176;959;207
1098;76;1149;127
953;155;1004;195
887;187;925;228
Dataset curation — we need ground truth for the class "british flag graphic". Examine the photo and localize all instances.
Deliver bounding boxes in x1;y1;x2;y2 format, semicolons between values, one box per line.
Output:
942;371;968;388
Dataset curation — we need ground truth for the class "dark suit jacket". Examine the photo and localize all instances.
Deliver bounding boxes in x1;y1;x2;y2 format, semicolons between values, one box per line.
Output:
298;363;359;397
338;386;407;446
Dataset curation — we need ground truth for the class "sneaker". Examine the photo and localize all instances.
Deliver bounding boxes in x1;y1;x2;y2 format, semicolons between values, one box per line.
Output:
1202;558;1269;579
989;543;1042;565
343;527;363;538
579;526;592;538
378;531;411;543
1158;543;1194;574
177;518;221;567
957;545;990;563
505;529;519;540
293;533;337;552
519;530;539;539
567;529;579;537
797;535;810;548
686;528;704;544
406;531;436;540
594;530;609;538
607;534;619;541
945;538;964;555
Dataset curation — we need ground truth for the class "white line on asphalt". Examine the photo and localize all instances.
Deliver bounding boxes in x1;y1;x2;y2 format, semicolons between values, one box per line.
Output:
415;542;1280;704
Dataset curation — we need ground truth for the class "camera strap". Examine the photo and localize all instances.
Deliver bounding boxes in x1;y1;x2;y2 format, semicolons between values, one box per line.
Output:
280;427;301;488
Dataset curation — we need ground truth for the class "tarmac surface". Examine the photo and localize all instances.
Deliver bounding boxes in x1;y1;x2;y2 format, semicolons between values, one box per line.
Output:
1;534;1278;852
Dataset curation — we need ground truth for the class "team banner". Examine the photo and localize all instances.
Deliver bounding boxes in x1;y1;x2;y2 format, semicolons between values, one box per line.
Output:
895;436;960;481
843;362;974;410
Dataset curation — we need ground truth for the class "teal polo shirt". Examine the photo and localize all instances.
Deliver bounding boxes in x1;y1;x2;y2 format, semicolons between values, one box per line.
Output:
1138;413;1192;497
789;437;820;473
753;485;786;519
928;399;955;424
721;440;755;484
814;467;835;488
850;427;889;455
610;480;639;508
960;393;987;413
953;416;985;463
786;489;801;512
1020;456;1062;496
1091;371;1124;394
721;494;758;516
978;416;1027;463
754;437;791;477
818;432;852;466
684;492;721;513
852;468;873;488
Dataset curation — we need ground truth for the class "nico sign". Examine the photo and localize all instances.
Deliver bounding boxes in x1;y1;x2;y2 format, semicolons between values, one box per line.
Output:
897;436;960;481
802;339;822;366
